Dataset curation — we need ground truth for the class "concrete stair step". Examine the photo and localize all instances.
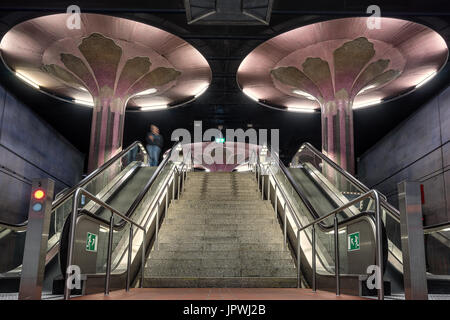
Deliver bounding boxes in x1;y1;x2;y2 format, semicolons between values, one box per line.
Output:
156;243;286;252
145;266;297;278
156;229;281;238
143;277;298;288
163;217;277;225
167;207;273;213
157;223;282;232
157;235;285;244
148;250;293;260
147;258;295;269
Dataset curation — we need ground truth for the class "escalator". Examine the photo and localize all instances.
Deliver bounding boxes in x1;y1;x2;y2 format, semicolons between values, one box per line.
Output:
0;141;190;297
255;142;450;296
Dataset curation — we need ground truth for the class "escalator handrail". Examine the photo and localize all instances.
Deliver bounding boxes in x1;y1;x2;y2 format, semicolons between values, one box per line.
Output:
297;142;401;222
260;146;321;221
76;141;180;230
0;141;148;230
261;156;380;232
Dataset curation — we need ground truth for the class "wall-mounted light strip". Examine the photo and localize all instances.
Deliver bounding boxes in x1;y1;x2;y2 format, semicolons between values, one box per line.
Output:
353;99;382;110
140;105;167;111
415;71;437;89
74;99;94;107
15;72;40;89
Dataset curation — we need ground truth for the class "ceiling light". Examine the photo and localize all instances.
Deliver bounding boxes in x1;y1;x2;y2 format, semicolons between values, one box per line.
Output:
415;71;437;88
353;99;382;109
74;99;94;107
135;88;157;96
292;90;316;100
287;107;316;113
140;105;167;111
15;72;40;89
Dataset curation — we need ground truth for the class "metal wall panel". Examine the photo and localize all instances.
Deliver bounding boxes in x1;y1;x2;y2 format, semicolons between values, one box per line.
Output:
0;85;84;223
358;86;450;226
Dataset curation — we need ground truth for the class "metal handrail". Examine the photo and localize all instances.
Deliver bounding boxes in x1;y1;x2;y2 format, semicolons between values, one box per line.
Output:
253;151;384;299
64;188;146;300
63;141;186;299
296;189;384;300
296;142;399;222
0;141;148;230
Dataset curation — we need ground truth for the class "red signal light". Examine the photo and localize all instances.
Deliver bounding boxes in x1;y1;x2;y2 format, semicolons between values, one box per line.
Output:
33;189;45;200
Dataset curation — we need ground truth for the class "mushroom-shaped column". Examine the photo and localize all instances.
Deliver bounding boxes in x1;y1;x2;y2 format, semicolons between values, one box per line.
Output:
237;17;448;180
271;37;401;174
43;33;181;171
0;13;212;172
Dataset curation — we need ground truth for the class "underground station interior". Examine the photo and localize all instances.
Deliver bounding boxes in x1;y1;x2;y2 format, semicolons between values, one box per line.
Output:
0;0;449;308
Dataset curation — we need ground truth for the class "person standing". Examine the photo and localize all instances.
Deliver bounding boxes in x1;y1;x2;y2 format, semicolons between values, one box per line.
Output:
146;124;163;166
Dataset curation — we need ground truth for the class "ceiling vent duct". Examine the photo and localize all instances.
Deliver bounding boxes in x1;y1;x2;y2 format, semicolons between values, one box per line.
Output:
184;0;273;25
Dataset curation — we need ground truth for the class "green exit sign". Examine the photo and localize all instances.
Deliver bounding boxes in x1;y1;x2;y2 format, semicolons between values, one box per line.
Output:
86;232;98;252
215;137;225;143
348;232;360;251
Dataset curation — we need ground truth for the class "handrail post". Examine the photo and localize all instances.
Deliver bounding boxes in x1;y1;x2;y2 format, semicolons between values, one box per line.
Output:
312;224;316;292
105;213;114;295
156;205;160;251
261;175;264;200
165;185;169;218
374;191;384;300
140;230;146;288
172;173;176;200
267;176;270;201
126;226;133;291
177;172;181;199
283;202;287;249
274;184;278;217
334;214;340;296
63;188;81;300
297;229;301;288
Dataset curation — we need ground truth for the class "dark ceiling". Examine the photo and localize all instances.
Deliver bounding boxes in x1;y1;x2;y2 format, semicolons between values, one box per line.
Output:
0;0;450;172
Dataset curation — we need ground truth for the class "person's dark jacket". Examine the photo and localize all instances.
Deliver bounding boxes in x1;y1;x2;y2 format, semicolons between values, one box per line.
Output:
146;132;163;149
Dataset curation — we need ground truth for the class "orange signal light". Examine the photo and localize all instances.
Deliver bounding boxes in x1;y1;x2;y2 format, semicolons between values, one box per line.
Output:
33;189;45;200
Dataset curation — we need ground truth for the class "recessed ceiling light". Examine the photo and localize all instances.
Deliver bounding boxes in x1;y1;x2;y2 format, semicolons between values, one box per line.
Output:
287;107;316;113
243;88;259;102
292;90;316;100
74;99;94;107
359;84;377;94
15;72;40;89
140;105;167;111
415;71;437;88
195;85;209;98
135;88;157;96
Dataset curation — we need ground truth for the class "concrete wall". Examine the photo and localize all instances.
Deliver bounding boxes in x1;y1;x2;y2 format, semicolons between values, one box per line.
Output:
357;86;450;226
0;85;84;224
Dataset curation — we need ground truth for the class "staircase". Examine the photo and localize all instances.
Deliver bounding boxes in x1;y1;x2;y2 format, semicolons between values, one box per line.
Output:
144;171;297;287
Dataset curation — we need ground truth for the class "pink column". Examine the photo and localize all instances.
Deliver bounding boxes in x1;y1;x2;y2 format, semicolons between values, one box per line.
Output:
320;98;355;186
87;98;126;172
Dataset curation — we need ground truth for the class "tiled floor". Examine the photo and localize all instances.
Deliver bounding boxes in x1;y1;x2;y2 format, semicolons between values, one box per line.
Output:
73;288;367;300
